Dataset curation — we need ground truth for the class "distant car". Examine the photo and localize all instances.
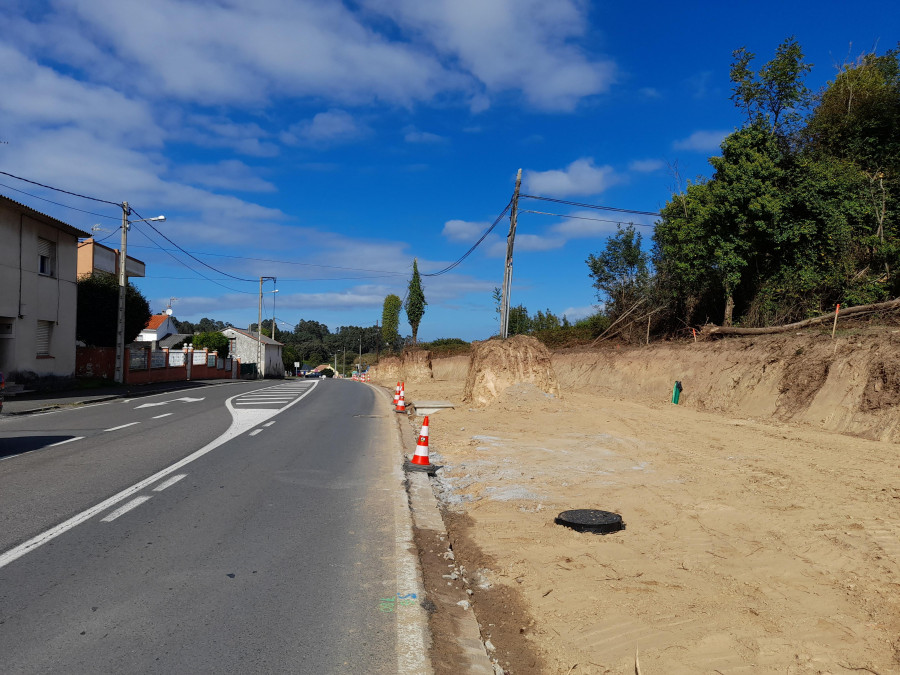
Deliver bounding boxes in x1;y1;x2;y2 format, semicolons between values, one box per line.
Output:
304;371;322;378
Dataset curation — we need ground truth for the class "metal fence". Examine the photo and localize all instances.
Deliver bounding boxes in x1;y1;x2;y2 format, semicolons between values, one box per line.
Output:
150;351;167;369
129;350;148;370
169;351;185;367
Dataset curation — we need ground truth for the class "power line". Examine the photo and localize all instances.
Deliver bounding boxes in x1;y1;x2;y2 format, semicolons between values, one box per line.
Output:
0;182;121;221
126;244;408;277
520;194;660;218
130;224;255;295
130;207;256;283
422;199;512;277
520;209;654;227
0;170;122;207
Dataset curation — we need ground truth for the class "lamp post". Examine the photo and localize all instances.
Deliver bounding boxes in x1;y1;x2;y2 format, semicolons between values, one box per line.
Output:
256;277;276;379
115;203;165;384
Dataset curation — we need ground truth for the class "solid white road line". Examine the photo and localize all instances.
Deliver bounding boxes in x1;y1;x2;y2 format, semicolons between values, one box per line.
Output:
249;429;263;436
104;422;140;432
100;496;152;522
152;413;174;419
152;474;187;492
0;380;320;571
47;436;85;447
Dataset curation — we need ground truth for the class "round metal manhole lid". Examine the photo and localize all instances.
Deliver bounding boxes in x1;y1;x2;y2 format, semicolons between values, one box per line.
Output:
555;509;625;535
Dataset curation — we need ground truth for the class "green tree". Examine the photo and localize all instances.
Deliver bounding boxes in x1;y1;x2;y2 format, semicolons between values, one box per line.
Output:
587;224;651;318
76;273;151;348
730;36;812;142
405;259;427;344
192;331;229;358
507;304;531;335
381;294;402;351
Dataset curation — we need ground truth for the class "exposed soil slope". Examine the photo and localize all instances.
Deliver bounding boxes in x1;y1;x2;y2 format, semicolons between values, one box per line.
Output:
383;328;900;673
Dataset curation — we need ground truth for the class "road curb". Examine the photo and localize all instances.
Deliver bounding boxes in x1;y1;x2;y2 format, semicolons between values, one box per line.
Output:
385;385;496;675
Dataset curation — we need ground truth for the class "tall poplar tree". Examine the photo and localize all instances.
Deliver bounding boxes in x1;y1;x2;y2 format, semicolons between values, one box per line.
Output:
381;294;402;351
405;259;427;345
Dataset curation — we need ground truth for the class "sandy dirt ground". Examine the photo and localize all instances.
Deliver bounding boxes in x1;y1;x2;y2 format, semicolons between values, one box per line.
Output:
397;374;900;674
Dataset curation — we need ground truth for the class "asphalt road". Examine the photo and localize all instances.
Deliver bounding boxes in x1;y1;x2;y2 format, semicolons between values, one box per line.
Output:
0;378;425;674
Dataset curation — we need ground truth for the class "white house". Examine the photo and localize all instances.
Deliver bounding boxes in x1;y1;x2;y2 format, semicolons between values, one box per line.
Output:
136;313;180;343
0;195;90;381
221;327;283;378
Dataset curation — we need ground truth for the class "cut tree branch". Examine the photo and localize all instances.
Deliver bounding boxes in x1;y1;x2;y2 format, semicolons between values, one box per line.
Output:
702;298;900;336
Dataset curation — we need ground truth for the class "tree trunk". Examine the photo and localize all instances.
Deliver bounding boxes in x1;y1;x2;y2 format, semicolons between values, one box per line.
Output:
723;293;735;327
704;298;900;336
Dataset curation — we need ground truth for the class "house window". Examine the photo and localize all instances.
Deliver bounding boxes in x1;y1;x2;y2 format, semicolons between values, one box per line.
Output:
38;237;56;277
36;320;53;356
0;318;13;338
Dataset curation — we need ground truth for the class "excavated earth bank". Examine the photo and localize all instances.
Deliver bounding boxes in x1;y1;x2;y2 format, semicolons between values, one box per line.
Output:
380;327;900;673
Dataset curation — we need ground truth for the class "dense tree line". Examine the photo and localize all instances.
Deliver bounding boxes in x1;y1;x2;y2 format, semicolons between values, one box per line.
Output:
590;39;900;334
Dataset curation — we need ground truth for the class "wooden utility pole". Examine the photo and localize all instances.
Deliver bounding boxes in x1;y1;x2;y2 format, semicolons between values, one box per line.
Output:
114;201;130;383
499;168;522;339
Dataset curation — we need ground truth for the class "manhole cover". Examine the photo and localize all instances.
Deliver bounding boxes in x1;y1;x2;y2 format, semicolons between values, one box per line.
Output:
555;509;625;535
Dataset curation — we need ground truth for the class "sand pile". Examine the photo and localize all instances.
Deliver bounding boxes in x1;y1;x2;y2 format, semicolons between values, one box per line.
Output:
462;335;560;406
402;349;433;381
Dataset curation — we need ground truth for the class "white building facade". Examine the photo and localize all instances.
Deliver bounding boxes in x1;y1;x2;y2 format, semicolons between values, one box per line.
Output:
221;327;283;378
0;196;90;380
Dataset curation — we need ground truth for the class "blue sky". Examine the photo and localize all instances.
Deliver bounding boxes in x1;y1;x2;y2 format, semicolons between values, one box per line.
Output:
2;0;896;340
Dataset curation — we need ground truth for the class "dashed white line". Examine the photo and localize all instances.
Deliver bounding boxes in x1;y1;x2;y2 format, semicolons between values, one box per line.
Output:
249;429;263;436
0;379;320;571
263;421;275;427
47;436;85;447
152;474;187;491
152;413;174;419
104;422;140;432
100;496;152;522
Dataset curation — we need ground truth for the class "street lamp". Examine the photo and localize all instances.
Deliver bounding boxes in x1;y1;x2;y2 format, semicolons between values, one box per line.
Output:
256;277;276;379
115;202;165;384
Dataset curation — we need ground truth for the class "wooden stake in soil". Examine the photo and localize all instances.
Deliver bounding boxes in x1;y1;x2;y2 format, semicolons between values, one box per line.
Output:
831;303;840;339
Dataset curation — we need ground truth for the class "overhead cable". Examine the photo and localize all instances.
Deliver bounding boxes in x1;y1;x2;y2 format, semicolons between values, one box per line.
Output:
130;207;256;283
521;194;660;217
0;182;121;221
130;224;255;295
520;209;654;228
422;199;512;277
0;170;122;207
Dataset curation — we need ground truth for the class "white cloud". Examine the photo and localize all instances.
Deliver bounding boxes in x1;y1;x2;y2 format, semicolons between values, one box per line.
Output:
404;128;447;144
523;158;617;197
673;129;731;152
443;219;488;242
281;110;368;146
561;305;598;321
175;160;276;193
628;159;664;173
362;0;615;111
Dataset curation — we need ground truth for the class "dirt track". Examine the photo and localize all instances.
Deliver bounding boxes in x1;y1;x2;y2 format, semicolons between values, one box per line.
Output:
386;336;900;673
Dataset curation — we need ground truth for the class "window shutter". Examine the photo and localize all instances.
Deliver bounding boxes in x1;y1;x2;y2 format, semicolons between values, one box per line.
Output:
36;321;52;356
37;238;53;257
38;238;55;276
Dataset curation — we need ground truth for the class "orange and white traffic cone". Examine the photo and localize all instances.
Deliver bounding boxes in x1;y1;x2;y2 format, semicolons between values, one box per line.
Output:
392;382;400;406
395;384;406;413
411;416;431;465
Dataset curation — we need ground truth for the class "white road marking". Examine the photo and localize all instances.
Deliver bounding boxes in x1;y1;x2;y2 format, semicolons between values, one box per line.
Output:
152;413;174;419
135;396;205;409
47;436;84;447
104;422;140;432
152;474;187;491
100;496;152;522
263;421;275;427
235;401;291;405
249;429;263;436
0;380;320;570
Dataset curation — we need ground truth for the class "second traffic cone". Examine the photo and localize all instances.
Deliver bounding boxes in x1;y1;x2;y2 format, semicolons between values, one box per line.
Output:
395;384;406;413
411;416;431;465
392;382;400;406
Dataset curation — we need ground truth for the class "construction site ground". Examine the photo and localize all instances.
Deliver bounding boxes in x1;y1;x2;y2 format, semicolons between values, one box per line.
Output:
385;331;900;674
